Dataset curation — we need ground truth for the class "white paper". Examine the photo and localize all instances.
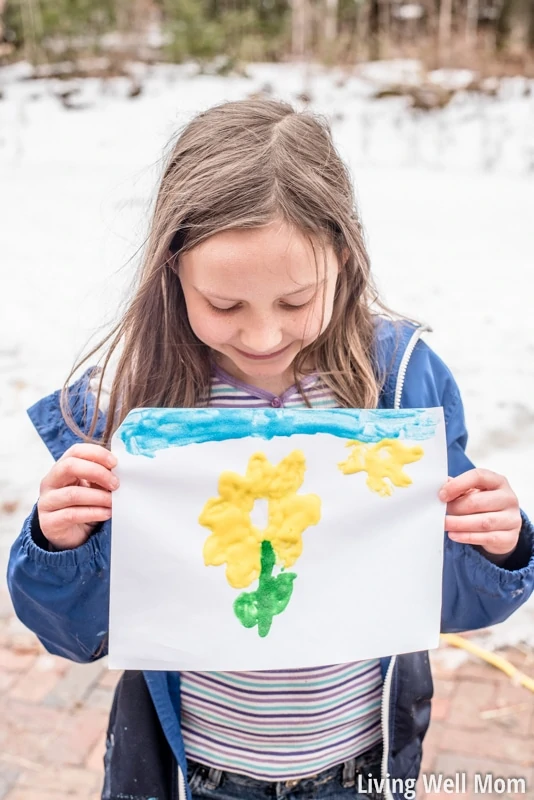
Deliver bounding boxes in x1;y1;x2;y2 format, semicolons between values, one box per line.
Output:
109;407;447;671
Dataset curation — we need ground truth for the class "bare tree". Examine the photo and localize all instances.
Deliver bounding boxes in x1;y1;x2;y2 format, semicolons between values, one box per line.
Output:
291;0;311;58
529;0;534;49
465;0;479;47
438;0;453;63
20;0;43;64
368;0;381;60
324;0;338;47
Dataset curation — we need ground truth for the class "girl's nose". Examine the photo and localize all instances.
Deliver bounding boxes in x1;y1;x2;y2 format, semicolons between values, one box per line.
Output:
239;320;284;353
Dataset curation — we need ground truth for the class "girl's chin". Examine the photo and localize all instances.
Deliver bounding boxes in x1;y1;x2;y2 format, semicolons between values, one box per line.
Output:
217;350;297;382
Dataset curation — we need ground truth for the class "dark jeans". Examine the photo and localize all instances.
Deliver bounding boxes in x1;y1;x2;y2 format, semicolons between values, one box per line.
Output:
187;744;384;800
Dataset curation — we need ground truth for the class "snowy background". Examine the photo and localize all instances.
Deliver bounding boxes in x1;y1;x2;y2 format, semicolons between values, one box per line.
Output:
1;59;533;645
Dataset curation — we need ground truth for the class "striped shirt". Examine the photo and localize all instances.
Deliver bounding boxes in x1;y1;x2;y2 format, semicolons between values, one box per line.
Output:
181;364;383;780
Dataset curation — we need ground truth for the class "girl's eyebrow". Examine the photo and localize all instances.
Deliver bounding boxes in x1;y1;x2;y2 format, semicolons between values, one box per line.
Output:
284;279;326;296
194;279;326;302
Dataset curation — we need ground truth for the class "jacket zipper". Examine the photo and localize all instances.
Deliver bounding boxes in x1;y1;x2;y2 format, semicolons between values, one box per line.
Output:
380;654;397;800
178;764;186;800
380;323;429;800
394;325;431;410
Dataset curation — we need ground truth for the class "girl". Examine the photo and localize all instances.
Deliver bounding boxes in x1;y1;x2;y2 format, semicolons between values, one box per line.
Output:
7;99;534;800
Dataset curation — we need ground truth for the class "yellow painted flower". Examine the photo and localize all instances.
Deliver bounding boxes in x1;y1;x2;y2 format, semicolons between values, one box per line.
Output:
199;450;321;589
338;438;424;497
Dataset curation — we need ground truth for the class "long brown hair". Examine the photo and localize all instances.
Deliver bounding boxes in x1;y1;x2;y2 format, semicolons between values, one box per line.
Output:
63;98;394;443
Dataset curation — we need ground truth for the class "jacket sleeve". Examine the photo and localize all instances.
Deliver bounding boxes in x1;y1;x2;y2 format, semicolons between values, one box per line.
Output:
6;370;111;663
7;511;110;662
402;340;534;633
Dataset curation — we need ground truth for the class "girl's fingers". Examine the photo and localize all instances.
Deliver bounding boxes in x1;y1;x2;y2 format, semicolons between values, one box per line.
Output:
43;457;119;492
439;469;505;502
39;486;112;513
62;443;117;469
441;469;521;556
446;509;520;533
446;490;509;516
43;506;112;531
447;530;519;555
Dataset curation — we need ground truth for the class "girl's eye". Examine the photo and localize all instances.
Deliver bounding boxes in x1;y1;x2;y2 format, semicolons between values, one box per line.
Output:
280;299;313;311
208;303;241;314
207;299;312;313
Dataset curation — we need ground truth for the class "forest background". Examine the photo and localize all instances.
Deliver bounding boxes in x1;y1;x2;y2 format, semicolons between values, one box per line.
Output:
1;0;534;75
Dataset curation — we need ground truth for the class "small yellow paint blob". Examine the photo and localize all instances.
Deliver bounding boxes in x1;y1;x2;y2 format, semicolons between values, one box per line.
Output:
199;450;321;589
338;438;424;497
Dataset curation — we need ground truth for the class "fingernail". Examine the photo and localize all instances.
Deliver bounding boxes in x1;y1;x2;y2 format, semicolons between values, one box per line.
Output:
111;477;120;489
438;490;447;501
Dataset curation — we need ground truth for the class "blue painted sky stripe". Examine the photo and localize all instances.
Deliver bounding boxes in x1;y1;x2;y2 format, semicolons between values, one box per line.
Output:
117;406;440;456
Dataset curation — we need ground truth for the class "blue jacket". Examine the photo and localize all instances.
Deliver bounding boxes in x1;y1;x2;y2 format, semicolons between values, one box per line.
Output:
7;320;534;800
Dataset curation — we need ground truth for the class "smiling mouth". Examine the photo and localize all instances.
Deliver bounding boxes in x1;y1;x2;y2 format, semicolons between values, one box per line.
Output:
234;344;293;361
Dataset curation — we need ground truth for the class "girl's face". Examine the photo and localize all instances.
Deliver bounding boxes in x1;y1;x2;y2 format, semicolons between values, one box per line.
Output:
179;219;340;393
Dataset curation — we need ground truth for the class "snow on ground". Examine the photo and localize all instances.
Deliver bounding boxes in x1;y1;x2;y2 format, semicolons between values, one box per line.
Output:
1;61;533;647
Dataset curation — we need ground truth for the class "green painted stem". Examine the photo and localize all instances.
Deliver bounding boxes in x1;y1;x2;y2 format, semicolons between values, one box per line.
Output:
234;540;296;637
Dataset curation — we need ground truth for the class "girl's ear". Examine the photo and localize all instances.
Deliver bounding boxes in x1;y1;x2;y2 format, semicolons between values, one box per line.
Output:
340;247;350;267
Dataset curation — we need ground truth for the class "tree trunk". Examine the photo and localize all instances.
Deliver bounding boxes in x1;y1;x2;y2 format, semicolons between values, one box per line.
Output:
0;0;5;42
529;0;534;49
324;0;338;46
291;0;310;58
379;0;391;57
465;0;478;48
496;0;514;50
368;0;380;60
438;0;453;64
20;0;42;64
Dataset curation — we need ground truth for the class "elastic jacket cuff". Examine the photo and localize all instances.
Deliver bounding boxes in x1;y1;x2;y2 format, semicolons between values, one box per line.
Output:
23;505;109;571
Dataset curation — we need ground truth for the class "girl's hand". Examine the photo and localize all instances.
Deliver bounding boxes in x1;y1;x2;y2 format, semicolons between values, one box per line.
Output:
37;444;119;551
440;469;522;564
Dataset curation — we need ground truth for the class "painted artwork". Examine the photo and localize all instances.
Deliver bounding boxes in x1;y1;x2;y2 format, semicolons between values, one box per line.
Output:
109;408;447;671
199;450;322;638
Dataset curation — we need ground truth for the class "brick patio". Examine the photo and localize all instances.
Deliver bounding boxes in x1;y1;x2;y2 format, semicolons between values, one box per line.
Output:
1;586;533;800
419;646;534;798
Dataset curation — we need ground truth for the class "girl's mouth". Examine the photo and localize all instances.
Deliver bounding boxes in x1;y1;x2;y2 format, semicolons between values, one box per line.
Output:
233;344;292;361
